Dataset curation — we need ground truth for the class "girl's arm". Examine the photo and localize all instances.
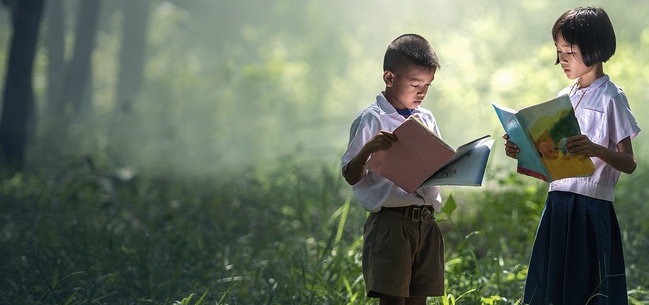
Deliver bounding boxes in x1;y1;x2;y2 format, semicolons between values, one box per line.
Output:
566;135;636;174
502;134;520;159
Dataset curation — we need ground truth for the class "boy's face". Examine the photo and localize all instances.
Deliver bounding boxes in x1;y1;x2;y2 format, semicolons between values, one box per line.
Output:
555;33;596;80
383;64;436;110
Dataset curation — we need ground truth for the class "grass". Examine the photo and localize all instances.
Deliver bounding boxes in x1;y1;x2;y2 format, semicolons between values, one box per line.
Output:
0;159;648;304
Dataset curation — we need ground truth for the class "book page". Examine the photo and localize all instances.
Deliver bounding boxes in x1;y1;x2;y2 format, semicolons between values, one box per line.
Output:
420;136;494;187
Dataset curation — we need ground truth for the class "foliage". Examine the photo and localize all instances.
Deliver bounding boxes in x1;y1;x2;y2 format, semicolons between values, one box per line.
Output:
1;0;649;304
5;0;647;174
1;159;648;304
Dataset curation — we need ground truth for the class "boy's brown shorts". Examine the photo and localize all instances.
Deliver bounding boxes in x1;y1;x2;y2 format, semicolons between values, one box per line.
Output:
363;206;444;298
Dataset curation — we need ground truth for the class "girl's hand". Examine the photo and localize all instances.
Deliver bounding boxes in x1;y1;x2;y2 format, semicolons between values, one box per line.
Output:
566;135;637;174
565;135;599;157
503;134;520;159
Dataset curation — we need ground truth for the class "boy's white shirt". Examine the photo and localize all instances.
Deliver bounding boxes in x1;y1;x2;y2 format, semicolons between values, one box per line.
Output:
550;75;641;201
342;92;443;212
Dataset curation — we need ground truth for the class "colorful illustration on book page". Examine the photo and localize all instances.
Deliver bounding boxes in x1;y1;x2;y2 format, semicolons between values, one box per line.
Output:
523;107;594;180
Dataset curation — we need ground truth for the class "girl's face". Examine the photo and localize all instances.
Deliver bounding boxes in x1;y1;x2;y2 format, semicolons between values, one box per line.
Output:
383;64;436;110
555;33;598;81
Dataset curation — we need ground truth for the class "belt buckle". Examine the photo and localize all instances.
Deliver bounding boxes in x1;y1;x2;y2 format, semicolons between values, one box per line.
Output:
411;207;421;221
420;206;434;222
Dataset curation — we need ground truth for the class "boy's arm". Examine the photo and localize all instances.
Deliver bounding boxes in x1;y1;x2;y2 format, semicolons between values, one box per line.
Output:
344;130;398;185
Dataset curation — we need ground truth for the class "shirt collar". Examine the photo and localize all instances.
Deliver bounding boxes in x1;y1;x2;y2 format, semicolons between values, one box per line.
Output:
581;74;609;91
377;92;421;115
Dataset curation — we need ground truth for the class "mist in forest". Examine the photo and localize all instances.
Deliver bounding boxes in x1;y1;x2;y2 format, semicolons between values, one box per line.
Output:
1;0;648;177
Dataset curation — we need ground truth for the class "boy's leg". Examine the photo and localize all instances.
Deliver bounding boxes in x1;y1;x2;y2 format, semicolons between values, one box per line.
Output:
378;294;426;305
405;296;427;305
363;212;413;298
364;208;442;299
379;294;404;305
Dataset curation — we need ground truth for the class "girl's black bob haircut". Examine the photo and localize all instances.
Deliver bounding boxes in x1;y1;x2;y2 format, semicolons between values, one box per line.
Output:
552;6;616;67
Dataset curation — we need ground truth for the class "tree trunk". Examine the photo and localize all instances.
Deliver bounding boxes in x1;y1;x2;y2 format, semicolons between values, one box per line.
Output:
57;0;101;118
45;0;65;114
0;0;45;168
115;0;150;114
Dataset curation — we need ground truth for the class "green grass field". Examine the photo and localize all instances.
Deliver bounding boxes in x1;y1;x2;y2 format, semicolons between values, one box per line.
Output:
1;159;648;304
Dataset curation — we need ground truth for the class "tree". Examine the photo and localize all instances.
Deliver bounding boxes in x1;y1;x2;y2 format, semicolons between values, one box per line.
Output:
57;0;101;119
45;0;65;113
0;0;45;168
115;0;150;114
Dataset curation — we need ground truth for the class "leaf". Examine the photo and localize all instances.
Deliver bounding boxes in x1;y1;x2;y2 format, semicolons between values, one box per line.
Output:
442;193;457;217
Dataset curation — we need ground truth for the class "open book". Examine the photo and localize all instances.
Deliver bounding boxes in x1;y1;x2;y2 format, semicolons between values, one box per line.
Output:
366;116;494;193
492;94;595;182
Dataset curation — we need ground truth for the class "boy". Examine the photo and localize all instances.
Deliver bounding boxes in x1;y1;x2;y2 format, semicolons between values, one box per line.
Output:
341;34;444;305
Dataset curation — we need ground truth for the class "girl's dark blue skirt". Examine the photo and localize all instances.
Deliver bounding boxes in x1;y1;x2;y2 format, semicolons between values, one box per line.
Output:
523;191;628;305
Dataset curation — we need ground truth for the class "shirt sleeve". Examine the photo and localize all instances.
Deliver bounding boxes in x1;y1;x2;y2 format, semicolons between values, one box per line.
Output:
608;91;641;144
341;112;381;174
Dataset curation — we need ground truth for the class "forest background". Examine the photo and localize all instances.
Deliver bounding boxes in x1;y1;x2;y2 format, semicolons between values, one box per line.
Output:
1;0;649;304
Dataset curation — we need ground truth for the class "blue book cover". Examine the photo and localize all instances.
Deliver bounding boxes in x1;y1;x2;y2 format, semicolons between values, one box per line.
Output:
493;94;594;182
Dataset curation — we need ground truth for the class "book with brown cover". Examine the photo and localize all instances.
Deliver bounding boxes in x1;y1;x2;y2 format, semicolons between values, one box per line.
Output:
366;116;493;193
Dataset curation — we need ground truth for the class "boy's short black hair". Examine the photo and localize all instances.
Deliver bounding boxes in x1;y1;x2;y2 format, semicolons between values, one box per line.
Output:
383;34;440;74
552;6;616;67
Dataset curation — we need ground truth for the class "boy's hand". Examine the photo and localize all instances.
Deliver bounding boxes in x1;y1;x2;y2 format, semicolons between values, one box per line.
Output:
502;134;520;159
343;130;398;185
365;130;398;153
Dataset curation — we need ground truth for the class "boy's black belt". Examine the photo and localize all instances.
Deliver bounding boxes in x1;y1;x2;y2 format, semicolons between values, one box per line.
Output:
381;205;435;222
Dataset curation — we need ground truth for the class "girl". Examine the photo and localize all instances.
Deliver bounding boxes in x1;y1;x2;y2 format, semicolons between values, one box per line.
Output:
503;6;640;305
